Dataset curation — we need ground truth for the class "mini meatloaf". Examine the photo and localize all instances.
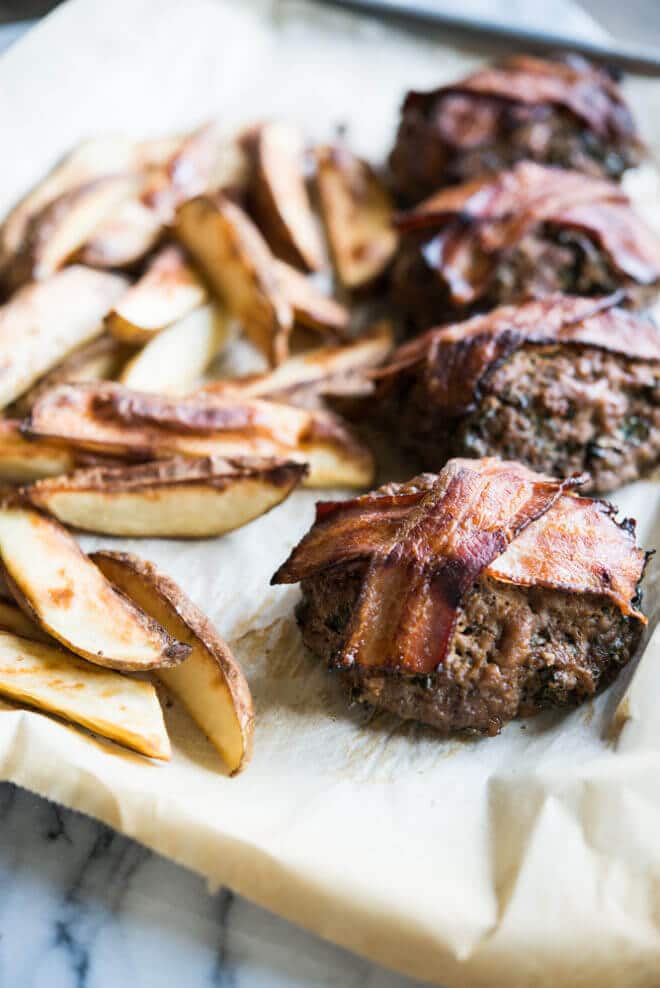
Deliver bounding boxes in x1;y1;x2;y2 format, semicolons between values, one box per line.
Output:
388;54;642;204
272;458;648;736
375;294;660;492
391;162;660;330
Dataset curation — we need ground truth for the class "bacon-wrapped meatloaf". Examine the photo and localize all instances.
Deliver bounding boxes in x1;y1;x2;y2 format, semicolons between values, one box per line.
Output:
272;458;648;736
389;54;643;204
391;163;660;330
375;294;660;492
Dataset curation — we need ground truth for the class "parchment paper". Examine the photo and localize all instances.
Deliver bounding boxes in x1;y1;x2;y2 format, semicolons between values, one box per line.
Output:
1;2;659;985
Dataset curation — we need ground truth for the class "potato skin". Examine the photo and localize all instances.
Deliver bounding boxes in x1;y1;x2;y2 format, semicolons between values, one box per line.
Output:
91;550;255;774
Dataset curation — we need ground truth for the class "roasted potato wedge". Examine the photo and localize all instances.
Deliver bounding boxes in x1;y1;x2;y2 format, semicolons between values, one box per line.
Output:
3;174;142;290
315;145;397;290
0;600;50;642
77;198;164;270
0;505;190;670
142;122;227;218
79;125;248;271
248;121;324;271
0;421;78;483
0;630;170;759
26;382;375;488
175;194;293;365
201;319;393;404
119;304;231;394
10;334;131;417
0;563;12;601
91;550;254;772
275;260;349;337
0;266;128;410
106;246;208;344
26;455;306;538
0;421;124;484
0;134;174;274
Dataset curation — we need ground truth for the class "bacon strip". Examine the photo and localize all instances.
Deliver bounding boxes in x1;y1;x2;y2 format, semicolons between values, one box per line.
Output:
376;294;660;419
395;163;624;235
394;163;660;303
554;202;660;283
338;460;579;674
487;495;647;619
272;458;647;676
405;55;637;142
272;491;427;585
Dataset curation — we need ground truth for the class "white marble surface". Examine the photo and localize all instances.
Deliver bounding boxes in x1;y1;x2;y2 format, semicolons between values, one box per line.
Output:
0;782;433;988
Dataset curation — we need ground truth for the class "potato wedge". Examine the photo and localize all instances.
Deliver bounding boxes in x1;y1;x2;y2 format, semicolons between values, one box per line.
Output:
0;266;128;410
0;421;124;485
0;421;78;483
119;304;231;394
175;194;293;365
143;122;227;218
315;145;397;290
0;135;160;272
3;174;142;290
92;551;253;773
26;455;306;538
0;600;50;643
77;198;164;270
26;382;375;488
275;260;349;338
106;246;208;344
201;319;393;404
10;334;131;417
248;121;324;271
78;124;247;272
0;505;190;670
0;630;170;759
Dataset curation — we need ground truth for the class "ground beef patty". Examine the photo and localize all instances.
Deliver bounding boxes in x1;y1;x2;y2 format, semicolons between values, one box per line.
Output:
391;163;660;331
297;565;642;736
391;226;639;331
389;54;642;204
273;459;647;737
376;295;660;492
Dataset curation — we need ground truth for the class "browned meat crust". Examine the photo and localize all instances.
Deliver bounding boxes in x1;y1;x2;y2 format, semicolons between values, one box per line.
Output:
273;459;647;735
391;163;660;329
376;295;660;491
389;54;642;203
297;565;643;736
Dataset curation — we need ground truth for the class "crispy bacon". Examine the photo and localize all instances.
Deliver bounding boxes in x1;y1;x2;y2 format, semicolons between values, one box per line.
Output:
396;163;624;235
272;491;426;585
407;55;638;142
375;294;660;418
487;495;646;618
554;202;660;284
272;458;646;675
394;163;660;304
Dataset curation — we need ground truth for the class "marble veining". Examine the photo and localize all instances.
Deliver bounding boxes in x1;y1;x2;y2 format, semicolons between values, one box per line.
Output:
0;783;433;988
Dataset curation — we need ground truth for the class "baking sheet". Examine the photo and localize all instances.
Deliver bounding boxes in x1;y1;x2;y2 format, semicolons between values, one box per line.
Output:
0;2;659;985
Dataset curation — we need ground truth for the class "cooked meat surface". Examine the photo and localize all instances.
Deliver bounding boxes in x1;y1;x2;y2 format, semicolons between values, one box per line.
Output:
392;227;660;332
388;344;660;491
297;566;642;736
389;55;642;204
273;458;647;737
376;295;660;491
391;163;660;330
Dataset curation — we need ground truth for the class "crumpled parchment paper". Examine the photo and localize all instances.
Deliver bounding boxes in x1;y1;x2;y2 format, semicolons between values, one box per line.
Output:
0;2;659;985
